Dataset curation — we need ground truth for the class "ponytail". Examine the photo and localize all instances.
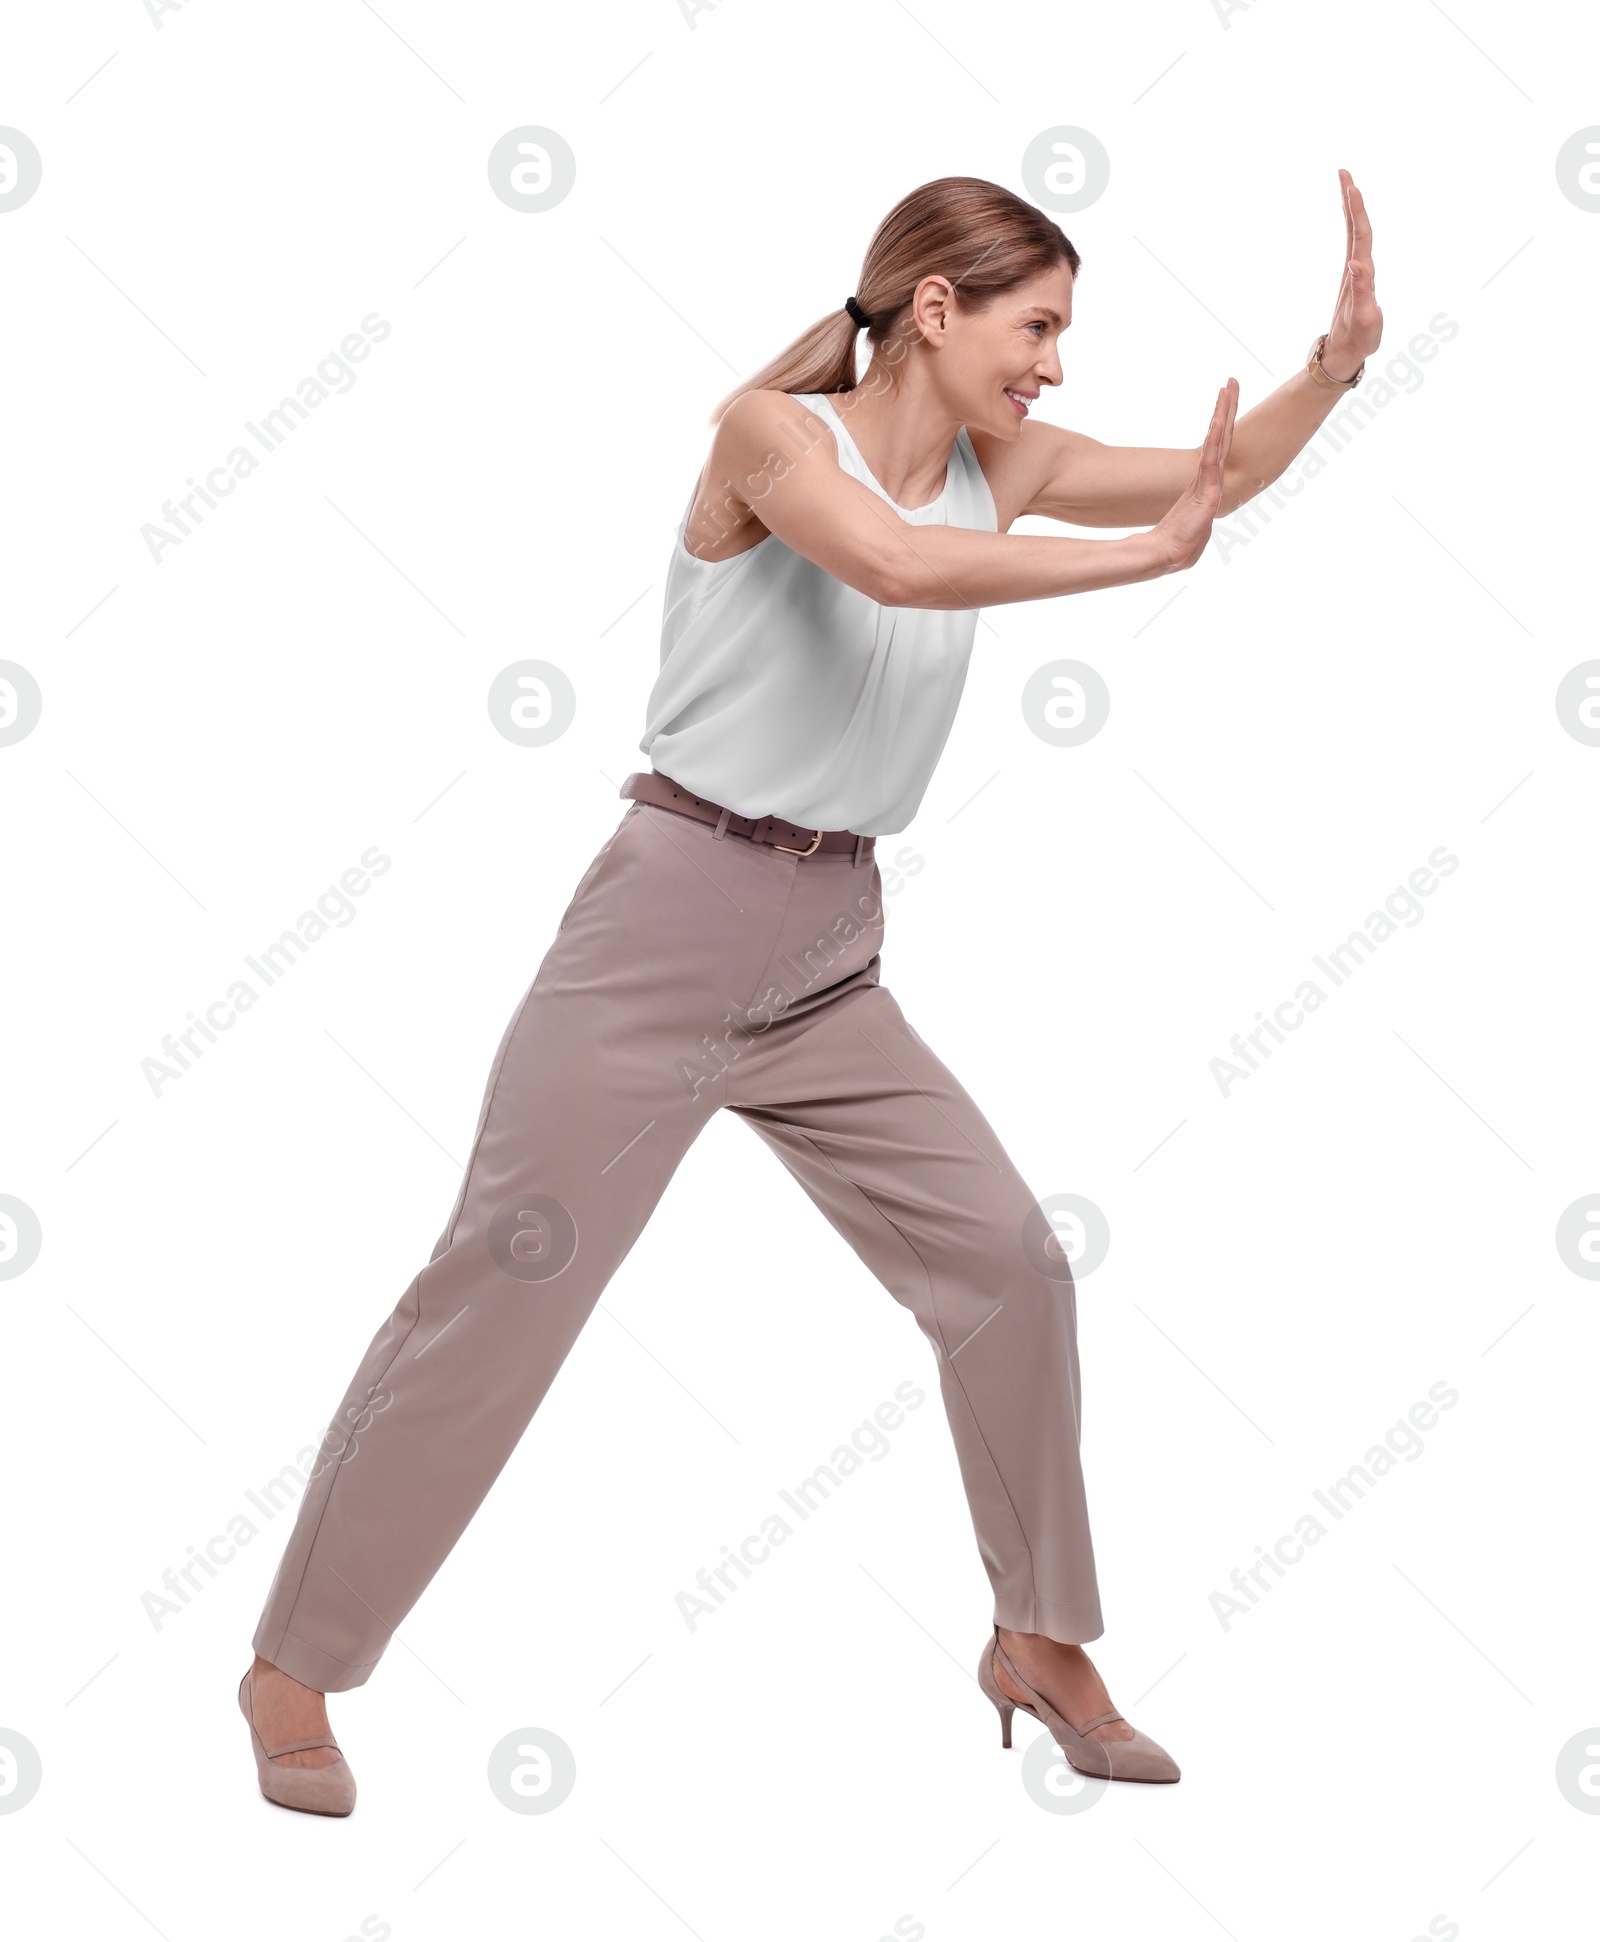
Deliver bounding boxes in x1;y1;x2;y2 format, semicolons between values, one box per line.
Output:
707;175;1080;424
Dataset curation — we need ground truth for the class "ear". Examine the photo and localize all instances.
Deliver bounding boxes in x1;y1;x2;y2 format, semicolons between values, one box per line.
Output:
912;273;956;341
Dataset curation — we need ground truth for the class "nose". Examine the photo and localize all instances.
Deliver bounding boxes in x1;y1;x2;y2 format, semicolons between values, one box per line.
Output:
1036;343;1064;387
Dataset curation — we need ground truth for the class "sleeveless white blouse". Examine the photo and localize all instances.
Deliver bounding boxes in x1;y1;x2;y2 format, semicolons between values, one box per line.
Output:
638;390;998;837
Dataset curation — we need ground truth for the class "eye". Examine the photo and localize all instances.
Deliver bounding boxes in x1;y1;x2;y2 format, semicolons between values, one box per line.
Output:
1028;321;1047;336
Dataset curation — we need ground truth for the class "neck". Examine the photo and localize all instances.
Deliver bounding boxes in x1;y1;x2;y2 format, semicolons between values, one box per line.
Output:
827;360;962;508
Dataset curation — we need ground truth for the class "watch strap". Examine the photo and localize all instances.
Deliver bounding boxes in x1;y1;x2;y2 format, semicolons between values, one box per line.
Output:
1306;331;1365;390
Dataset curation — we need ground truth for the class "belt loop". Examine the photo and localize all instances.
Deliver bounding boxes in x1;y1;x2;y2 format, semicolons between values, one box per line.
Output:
853;832;867;868
713;806;731;841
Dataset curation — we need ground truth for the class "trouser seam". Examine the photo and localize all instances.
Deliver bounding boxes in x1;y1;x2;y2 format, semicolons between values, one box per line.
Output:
759;1118;1041;1606
256;1270;428;1663
280;1629;379;1675
438;972;542;1257
262;962;545;1656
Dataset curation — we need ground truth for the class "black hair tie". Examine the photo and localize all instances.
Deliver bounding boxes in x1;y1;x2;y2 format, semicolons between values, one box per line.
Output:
844;295;872;330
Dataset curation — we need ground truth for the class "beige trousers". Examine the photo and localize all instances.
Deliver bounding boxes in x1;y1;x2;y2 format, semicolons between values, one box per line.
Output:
253;796;1103;1691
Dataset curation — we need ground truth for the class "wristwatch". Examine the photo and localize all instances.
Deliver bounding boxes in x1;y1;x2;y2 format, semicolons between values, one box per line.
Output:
1306;331;1365;390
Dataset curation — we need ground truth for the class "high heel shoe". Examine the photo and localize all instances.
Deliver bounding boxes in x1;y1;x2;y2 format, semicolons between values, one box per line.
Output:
238;1668;358;1816
977;1625;1180;1784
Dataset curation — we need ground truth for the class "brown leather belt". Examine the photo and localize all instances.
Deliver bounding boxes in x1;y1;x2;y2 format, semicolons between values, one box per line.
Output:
619;769;876;864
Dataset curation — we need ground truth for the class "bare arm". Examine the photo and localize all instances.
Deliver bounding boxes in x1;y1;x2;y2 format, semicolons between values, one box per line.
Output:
999;365;1356;529
703;382;1240;613
993;169;1384;530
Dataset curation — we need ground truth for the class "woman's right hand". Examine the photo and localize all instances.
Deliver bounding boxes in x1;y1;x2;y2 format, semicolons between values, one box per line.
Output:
1147;380;1239;573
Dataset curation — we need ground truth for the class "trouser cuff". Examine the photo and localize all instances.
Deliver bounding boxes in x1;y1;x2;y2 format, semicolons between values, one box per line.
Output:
993;1588;1105;1647
253;1624;380;1694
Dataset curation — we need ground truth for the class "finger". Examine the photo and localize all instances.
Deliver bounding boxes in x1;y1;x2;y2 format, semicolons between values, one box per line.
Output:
1208;380;1236;445
1348;248;1377;318
1342;173;1372;259
1198;383;1235;489
1188;417;1218;501
1216;387;1239;468
1193;387;1224;463
1200;384;1230;470
1349;185;1374;264
1340;168;1354;260
1189;424;1216;498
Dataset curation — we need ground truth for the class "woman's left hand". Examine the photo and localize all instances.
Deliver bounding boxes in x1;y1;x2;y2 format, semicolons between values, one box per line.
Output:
1319;169;1382;382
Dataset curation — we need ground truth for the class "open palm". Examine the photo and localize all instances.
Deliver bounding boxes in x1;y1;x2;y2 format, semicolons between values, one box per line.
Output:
1322;168;1383;382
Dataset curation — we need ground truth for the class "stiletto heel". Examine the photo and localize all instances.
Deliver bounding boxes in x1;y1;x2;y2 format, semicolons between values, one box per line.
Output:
974;1627;1016;1749
979;1625;1180;1784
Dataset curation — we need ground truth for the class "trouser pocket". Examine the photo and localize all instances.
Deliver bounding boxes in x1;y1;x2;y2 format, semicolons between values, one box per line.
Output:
556;802;640;934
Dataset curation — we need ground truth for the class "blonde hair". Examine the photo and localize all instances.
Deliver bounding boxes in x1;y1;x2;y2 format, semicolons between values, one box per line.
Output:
708;175;1081;424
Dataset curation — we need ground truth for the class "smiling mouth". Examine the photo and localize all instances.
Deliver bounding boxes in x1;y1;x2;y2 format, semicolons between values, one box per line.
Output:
1004;386;1037;418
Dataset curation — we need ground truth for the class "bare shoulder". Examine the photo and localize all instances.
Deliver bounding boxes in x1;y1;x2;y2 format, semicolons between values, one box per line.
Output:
714;387;840;477
683;389;844;562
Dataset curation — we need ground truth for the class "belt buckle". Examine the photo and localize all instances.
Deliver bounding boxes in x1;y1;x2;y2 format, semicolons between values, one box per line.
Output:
772;825;823;856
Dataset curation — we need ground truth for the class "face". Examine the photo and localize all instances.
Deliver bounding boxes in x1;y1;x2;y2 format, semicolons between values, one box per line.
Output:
903;261;1075;436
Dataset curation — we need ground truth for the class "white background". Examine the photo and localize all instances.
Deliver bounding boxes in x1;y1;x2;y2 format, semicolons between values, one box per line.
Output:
3;0;1596;1937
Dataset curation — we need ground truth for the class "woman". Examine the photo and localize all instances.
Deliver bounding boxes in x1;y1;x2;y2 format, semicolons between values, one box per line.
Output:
238;172;1380;1813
